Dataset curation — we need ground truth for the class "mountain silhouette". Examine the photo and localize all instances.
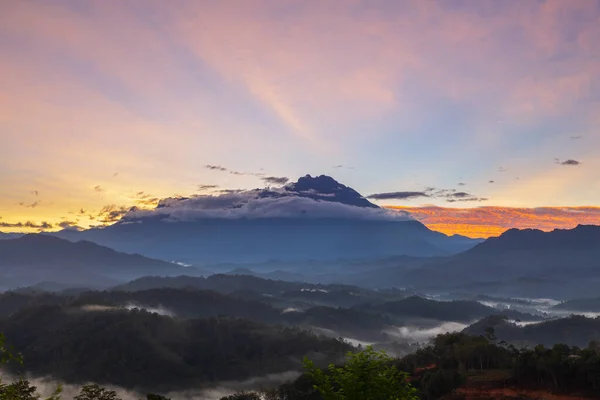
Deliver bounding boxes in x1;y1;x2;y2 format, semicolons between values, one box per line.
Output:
0;234;198;289
283;174;379;208
53;175;480;265
405;224;600;293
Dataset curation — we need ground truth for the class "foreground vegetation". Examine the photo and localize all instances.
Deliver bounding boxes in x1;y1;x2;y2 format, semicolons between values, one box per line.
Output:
224;331;600;399
5;327;600;399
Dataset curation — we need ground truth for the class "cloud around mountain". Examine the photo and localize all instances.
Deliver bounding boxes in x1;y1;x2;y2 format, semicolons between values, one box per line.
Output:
122;175;412;222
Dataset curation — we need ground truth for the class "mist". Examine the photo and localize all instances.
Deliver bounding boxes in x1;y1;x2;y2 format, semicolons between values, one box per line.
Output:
2;371;301;400
79;303;175;317
384;322;468;342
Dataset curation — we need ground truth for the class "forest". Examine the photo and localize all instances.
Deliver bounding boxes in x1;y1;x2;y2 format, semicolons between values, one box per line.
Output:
1;278;600;398
3;329;600;399
0;306;349;391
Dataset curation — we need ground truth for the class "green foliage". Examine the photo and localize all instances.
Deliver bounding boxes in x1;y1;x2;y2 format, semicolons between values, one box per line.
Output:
0;333;22;366
303;346;418;400
74;384;120;400
0;379;39;400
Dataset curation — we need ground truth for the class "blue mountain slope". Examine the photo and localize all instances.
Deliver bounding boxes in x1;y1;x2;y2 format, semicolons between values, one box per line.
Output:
53;175;480;265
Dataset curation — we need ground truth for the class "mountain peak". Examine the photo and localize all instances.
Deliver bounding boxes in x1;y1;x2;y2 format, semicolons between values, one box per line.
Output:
284;174;379;209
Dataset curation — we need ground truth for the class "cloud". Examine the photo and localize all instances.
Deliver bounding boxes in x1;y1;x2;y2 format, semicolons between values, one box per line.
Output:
489;180;495;184
204;164;266;178
498;167;507;172
31;190;39;196
197;184;219;192
446;197;489;203
122;188;411;222
58;220;82;230
0;221;53;230
570;135;582;140
97;204;133;223
444;191;488;203
333;165;354;170
389;205;600;238
218;189;245;194
560;159;581;166
94;185;103;192
205;165;228;172
457;182;466;186
1;0;599;225
261;176;289;186
19;201;40;208
367;191;430;200
136;198;160;207
369;186;488;203
449;192;471;199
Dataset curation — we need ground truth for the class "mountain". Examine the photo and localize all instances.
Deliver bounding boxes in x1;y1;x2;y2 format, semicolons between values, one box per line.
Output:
405;225;600;294
0;232;21;240
0;235;203;290
53;175;480;265
463;315;600;348
552;297;600;313
282;174;378;208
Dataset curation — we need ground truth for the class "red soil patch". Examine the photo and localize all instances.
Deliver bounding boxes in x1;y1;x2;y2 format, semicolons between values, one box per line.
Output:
455;386;594;400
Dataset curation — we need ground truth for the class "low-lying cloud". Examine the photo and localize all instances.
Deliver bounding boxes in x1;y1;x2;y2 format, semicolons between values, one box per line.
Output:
123;190;411;222
385;322;468;343
2;371;301;400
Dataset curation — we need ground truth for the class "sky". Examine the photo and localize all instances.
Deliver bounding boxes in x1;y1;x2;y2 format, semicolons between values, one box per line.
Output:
1;0;599;237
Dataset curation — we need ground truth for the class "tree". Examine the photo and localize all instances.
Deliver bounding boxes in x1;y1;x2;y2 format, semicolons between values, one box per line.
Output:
303;346;418;400
0;333;22;366
75;384;120;400
0;379;39;400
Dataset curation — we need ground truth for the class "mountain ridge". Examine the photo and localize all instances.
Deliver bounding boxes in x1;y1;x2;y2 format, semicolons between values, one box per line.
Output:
404;224;600;295
0;235;203;290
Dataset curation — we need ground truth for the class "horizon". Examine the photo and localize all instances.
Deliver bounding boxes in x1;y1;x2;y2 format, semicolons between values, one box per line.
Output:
1;0;599;237
2;172;600;238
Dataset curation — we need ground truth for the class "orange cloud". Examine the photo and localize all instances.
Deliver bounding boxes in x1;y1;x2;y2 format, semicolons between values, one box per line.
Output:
390;206;600;238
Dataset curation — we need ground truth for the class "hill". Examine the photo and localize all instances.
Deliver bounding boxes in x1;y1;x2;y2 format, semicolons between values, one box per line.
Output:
404;225;600;297
0;232;21;240
0;305;349;391
0;235;202;289
463;315;600;347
